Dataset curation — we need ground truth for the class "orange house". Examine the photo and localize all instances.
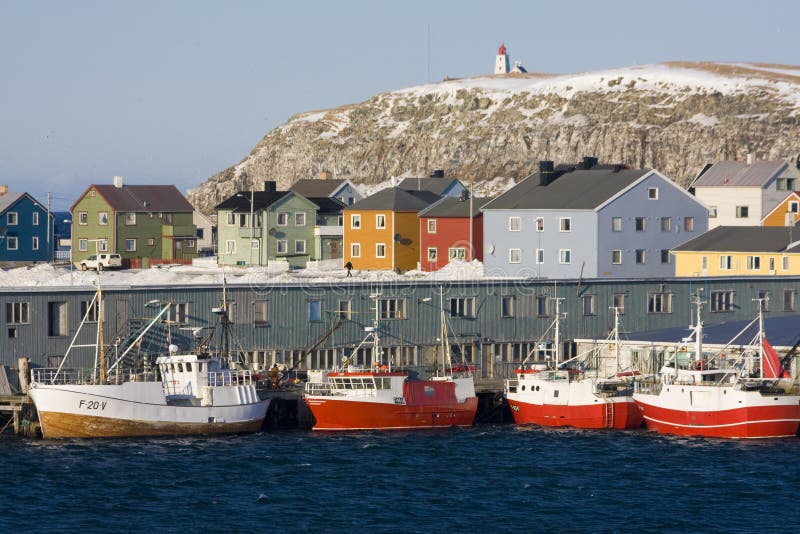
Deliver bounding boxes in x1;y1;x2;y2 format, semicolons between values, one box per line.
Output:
762;191;800;226
343;188;439;271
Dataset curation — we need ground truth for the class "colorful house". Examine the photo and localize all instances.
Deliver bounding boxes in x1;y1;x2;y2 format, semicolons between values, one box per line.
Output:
761;191;800;227
343;187;439;272
0;186;54;264
311;197;346;261
691;158;800;229
70;177;197;268
418;196;487;271
672;226;800;278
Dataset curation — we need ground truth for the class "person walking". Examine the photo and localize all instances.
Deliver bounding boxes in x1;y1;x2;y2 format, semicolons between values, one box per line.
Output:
344;261;353;277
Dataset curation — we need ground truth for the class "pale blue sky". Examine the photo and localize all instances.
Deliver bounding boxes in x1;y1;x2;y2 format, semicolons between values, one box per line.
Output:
1;0;797;210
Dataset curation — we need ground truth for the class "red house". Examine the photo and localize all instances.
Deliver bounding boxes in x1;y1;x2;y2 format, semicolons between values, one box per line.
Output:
418;196;487;271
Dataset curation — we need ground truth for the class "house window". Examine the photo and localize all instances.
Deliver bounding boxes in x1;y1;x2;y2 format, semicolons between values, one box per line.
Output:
225;240;236;254
254;300;268;324
251;240;259;250
684;217;695;231
783;256;790;271
536;249;544;264
536;217;544;232
80;300;100;322
48;301;67;337
147;238;155;247
559;217;571;232
735;206;749;218
612;250;622;264
536;295;550;316
450;297;476;318
784;289;796;312
582;294;596;316
99;212;109;225
710;290;735;313
635;217;645;232
501;295;514;318
309;300;322;322
375;214;386;229
277;212;289;226
427;219;437;233
746;256;761;270
79;212;88;225
379;298;406;319
719;255;732;270
660;217;671;232
33;212;39;226
612;217;622;232
337;300;351;320
351;243;360;257
448;247;466;260
660;250;670;264
6;302;29;324
790;201;799;214
97;239;108;252
350;214;361;229
635;250;646;264
79;239;88;252
777;178;796;190
226;213;236;225
648;187;658;200
6;236;17;251
559;249;571;264
125;213;136;225
375;243;386;258
125;239;136;252
701;256;708;271
90;190;96;197
276;240;288;254
295;240;306;254
238;213;249;228
168;303;188;324
32;237;39;250
508;216;521;231
758;290;770;312
295;213;306;226
648;293;673;314
613;293;626;315
427;247;438;261
709;206;717;218
7;212;18;225
509;248;521;264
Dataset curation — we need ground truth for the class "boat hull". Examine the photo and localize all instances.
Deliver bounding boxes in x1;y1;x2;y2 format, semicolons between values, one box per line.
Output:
634;388;800;439
304;396;478;431
29;382;269;439
506;396;642;429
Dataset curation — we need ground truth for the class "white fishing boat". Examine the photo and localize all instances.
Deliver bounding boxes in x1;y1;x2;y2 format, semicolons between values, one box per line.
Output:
28;277;269;438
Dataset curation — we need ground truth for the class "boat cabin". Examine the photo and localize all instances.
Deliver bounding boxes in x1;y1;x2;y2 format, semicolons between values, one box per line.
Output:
156;347;223;398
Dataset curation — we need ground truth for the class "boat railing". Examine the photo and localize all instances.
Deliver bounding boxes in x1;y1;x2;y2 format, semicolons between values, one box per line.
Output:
31;368;94;385
162;380;194;397
207;370;255;387
634;381;663;395
305;382;332;396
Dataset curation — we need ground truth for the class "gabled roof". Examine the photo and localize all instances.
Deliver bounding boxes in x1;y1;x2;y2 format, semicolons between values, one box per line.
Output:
215;191;292;212
761;191;800;223
0;192;24;215
347;187;440;211
290;178;349;198
482;167;648;210
307;197;345;214
74;185;194;213
693;160;788;187
418;196;490;218
673;226;800;253
398;177;463;196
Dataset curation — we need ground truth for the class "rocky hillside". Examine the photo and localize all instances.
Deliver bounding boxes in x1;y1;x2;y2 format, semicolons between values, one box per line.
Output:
188;62;800;214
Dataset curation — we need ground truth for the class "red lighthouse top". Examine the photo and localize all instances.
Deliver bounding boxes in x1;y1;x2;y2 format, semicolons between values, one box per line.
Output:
498;43;506;55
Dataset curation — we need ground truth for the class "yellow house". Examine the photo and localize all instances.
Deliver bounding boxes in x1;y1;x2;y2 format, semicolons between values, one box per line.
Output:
673;226;800;277
762;191;800;227
343;188;439;271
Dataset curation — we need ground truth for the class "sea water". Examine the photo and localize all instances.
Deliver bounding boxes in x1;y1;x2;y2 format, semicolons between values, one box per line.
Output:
2;425;799;533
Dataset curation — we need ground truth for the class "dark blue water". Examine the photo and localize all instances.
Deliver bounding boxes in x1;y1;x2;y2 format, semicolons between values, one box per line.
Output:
2;425;800;533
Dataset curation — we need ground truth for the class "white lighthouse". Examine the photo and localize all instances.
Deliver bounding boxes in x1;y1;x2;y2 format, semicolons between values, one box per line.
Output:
494;43;510;74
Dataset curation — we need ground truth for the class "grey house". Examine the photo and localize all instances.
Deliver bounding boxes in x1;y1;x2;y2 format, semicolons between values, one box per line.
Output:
290;173;363;206
398;170;467;198
481;160;709;279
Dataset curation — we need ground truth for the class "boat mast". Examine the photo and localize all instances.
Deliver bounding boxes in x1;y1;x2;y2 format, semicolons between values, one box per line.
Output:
94;272;106;384
691;291;704;367
757;298;765;379
553;296;563;367
612;306;620;373
439;286;449;377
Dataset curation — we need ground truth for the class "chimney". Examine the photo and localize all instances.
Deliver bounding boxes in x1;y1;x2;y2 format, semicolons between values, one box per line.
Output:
538;160;554;186
746;153;754;165
319;170;332;180
263;181;277;192
113;175;123;188
582;156;598;169
429;169;445;178
0;185;7;196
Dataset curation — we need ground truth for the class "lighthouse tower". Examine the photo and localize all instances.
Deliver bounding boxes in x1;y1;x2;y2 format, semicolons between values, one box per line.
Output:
494;43;510;74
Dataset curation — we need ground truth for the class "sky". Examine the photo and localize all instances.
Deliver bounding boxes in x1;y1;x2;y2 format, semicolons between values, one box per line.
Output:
1;0;798;211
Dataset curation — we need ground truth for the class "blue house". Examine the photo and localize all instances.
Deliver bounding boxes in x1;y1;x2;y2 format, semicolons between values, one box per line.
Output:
0;188;54;264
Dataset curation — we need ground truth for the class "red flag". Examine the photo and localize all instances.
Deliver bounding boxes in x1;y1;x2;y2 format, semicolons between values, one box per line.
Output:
762;338;789;379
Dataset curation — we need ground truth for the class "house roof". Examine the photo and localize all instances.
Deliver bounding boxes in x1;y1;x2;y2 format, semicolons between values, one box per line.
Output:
215;191;292;212
307;197;345;213
290;179;349;198
0;192;24;215
83;185;194;213
625;314;800;347
693;160;788;187
398;177;462;196
482;166;648;210
418;196;490;218
672;226;800;253
347;187;440;211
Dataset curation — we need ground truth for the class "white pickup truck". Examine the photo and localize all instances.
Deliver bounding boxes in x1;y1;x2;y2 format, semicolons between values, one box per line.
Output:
79;253;122;271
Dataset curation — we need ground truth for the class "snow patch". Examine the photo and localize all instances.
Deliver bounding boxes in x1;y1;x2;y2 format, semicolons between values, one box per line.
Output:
686;113;719;127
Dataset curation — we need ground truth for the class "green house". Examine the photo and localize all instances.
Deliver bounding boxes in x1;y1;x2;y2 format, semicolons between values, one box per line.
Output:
70;178;197;268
